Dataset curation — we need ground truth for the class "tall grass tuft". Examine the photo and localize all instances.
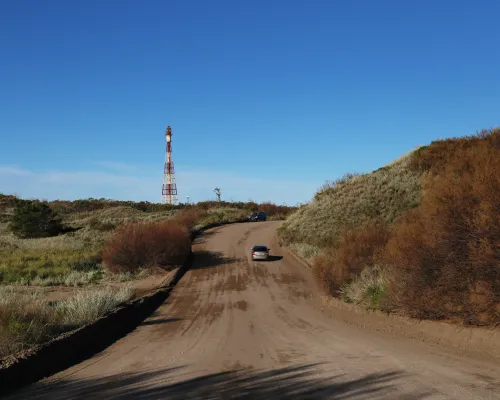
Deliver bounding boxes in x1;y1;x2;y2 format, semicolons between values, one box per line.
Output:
287;242;321;261
0;287;58;356
0;286;134;358
56;285;134;326
340;265;389;309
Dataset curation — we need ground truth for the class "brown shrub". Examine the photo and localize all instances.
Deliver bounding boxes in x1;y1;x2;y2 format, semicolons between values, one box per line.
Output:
409;128;500;174
256;202;296;218
312;220;390;296
174;208;207;230
382;130;500;324
101;220;191;274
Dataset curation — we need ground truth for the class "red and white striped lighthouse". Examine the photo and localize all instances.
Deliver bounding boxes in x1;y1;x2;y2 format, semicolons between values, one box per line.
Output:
161;126;178;205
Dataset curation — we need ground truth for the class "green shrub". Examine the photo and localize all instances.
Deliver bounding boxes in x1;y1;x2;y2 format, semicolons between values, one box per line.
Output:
9;201;64;239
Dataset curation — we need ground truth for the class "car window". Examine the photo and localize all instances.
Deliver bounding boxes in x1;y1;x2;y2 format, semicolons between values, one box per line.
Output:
252;246;268;252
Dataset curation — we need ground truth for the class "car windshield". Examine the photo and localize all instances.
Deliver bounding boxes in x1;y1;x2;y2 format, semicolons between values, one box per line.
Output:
252;246;268;252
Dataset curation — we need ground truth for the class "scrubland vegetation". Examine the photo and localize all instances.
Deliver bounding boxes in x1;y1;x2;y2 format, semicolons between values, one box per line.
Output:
0;195;294;358
279;128;500;326
0;196;294;284
0;285;133;358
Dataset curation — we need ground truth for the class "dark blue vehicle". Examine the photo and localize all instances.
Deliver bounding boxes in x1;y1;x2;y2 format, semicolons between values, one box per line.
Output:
248;211;267;221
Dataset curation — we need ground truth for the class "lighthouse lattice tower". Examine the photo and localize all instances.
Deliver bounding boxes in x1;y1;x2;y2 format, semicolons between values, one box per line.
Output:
162;126;178;205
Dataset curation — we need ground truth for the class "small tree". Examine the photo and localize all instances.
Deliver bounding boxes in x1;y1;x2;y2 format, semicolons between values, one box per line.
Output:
214;187;221;202
9;201;64;238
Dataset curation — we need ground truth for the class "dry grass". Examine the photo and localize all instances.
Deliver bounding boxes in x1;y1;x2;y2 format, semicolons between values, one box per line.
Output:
193;207;249;230
0;247;102;285
56;285;134;326
0;287;56;357
65;206;176;228
340;265;389;309
0;221;104;285
278;151;420;251
26;270;103;287
174;208;207;230
287;243;321;260
0;285;133;358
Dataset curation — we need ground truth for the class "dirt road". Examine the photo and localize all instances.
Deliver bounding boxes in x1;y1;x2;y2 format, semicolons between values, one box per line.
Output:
6;222;500;399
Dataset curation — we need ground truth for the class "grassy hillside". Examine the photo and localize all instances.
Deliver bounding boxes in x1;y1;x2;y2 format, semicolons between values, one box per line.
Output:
279;128;500;326
278;150;421;260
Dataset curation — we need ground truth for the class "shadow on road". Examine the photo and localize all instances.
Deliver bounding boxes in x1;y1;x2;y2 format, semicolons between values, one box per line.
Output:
193;229;218;245
9;363;434;400
191;250;243;270
141;318;184;326
265;255;283;262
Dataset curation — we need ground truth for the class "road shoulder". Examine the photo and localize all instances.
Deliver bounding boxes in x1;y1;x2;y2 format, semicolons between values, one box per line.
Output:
278;239;500;361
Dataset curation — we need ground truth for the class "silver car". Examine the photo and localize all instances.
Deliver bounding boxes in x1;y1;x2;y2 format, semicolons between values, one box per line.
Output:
251;245;270;261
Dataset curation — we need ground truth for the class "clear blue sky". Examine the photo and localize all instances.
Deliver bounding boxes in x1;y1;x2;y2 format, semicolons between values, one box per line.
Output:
1;0;499;205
